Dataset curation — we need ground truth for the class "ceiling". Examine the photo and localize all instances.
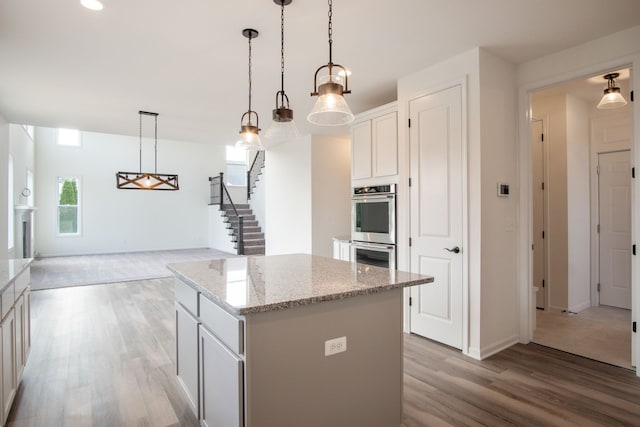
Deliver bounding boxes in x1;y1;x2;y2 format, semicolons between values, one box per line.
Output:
1;0;639;145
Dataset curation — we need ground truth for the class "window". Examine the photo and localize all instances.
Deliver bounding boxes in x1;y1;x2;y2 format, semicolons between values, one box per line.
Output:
8;155;14;249
226;146;247;186
57;128;81;147
57;176;80;235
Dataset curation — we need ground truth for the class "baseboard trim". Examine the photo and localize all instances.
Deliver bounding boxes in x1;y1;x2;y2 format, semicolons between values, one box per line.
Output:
479;335;519;360
569;301;591;313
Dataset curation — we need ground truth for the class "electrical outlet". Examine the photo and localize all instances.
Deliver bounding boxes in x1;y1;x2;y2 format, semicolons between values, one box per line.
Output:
324;336;347;356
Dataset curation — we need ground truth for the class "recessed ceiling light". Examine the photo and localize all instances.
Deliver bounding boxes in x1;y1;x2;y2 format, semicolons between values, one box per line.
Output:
81;0;104;11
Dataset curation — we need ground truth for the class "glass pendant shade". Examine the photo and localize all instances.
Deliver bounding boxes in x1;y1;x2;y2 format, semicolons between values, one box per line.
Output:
597;73;627;110
308;74;354;126
263;119;301;147
597;88;627;109
236;124;264;151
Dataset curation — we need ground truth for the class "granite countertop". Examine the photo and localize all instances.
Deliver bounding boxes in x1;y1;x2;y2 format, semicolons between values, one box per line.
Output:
0;258;33;291
168;254;433;315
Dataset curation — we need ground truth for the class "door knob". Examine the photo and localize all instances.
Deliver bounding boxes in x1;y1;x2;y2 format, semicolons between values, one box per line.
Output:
443;246;460;254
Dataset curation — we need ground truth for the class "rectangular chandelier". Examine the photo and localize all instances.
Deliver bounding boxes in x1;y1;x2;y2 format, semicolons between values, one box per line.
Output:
116;172;179;190
116;111;179;191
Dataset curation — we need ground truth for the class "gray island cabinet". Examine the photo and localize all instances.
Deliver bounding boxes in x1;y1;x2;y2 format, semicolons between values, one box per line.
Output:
168;254;432;427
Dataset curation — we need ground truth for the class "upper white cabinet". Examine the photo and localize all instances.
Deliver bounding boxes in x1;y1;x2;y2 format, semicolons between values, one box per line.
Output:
351;102;398;184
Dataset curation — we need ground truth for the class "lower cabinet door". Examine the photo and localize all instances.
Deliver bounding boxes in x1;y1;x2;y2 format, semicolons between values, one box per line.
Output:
24;289;31;360
199;325;244;427
1;309;15;424
176;303;199;415
15;295;24;380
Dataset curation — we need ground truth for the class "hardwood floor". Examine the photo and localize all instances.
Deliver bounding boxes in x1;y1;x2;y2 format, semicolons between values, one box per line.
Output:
8;279;199;427
8;278;640;426
403;334;640;426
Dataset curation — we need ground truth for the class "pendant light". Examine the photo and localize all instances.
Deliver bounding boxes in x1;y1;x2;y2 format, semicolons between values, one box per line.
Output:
116;111;179;190
263;0;301;146
307;0;354;126
236;29;265;151
597;73;627;110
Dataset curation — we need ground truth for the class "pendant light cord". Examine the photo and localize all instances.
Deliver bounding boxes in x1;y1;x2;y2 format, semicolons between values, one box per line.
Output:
138;112;142;174
280;1;285;98
328;0;333;66
154;113;158;174
248;32;253;118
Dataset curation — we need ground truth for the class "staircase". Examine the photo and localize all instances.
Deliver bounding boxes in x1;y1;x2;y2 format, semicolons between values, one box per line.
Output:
221;204;265;255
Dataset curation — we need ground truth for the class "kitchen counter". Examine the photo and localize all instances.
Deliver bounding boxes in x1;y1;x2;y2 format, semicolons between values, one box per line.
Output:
0;258;32;292
168;253;431;315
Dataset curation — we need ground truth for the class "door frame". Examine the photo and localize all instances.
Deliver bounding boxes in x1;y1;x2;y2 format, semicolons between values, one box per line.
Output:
517;55;640;375
404;76;470;356
531;116;550;312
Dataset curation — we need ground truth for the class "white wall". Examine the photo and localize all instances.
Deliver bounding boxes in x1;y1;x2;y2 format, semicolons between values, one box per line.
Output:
0;114;8;257
208;205;236;254
264;134;351;258
9;124;36;258
478;49;519;356
250;163;266;232
35;127;226;256
566;94;591;312
265;136;312;255
311;134;351;258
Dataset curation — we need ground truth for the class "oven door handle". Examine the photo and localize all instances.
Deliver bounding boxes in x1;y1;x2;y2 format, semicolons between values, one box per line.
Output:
351;242;395;251
352;194;395;201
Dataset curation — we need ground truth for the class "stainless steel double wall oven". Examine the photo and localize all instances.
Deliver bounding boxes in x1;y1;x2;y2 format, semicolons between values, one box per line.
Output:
351;184;396;270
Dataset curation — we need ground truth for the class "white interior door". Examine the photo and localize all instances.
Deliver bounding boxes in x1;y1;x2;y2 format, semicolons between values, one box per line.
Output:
598;150;631;309
531;120;546;309
409;85;463;350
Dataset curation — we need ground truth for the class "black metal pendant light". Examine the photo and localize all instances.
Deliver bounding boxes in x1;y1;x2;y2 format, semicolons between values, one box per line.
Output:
236;28;265;150
116;111;179;190
307;0;354;126
264;0;301;145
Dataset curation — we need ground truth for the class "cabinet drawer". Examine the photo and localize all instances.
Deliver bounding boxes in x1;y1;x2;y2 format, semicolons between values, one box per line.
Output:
175;278;198;316
14;269;30;296
199;295;244;355
1;284;15;320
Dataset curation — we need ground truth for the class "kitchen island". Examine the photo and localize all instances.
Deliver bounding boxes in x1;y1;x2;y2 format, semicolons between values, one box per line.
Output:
168;254;432;427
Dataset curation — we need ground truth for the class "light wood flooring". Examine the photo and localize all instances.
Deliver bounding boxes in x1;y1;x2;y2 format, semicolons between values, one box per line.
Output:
534;306;632;369
9;278;640;426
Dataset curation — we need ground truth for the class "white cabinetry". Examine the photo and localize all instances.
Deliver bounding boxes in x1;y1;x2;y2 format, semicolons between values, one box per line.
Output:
351;102;398;184
0;310;15;425
333;238;351;262
199;325;244;427
0;263;31;427
175;278;245;425
176;302;199;414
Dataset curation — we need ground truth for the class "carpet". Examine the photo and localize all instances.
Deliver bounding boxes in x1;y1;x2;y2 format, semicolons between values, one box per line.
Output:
30;248;236;290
